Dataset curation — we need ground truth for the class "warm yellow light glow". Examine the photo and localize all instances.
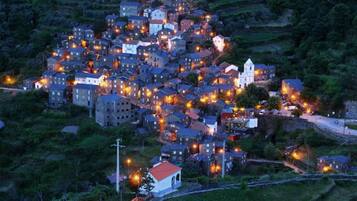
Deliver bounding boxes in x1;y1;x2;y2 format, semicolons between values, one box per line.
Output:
126;158;132;165
210;164;221;174
322;166;332;173
186;101;192;109
125;86;131;94
192;144;198;149
198;75;203;81
58;66;64;72
81;40;87;47
234;147;241;152
282;87;288;94
306;108;311;114
292;151;302;160
146;90;152;97
233;107;238;112
200;96;207;103
4;75;16;85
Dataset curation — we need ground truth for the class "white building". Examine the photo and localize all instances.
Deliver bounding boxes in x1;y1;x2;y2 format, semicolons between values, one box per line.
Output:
203;116;217;135
122;40;140;55
143;7;152;18
247;118;258;128
123;40;152;55
142;161;182;197
151;8;167;21
235;58;255;88
150;20;164;35
75;72;105;86
224;63;238;73
213;35;225;52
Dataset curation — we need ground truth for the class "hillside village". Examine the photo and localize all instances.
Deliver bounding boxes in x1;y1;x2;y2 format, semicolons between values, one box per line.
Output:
1;0;356;200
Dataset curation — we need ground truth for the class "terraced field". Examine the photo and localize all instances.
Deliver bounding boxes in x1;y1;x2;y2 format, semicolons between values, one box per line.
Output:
208;0;293;65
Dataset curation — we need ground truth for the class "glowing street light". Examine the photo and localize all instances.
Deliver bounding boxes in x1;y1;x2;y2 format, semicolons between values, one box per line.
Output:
234;147;241;152
126;158;132;166
322;166;332;173
210;164;221;174
130;171;142;187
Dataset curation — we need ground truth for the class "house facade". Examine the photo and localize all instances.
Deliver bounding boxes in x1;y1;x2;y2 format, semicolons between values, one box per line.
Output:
144;161;182;197
95;94;135;127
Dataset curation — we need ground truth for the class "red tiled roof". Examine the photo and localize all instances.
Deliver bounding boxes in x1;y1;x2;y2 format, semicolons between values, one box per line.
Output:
131;197;145;201
150;19;164;24
149;161;181;181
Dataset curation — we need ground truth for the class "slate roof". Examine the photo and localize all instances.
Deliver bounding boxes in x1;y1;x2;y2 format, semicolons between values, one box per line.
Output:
74;84;98;90
318;155;350;164
161;143;187;153
204;116;217;125
76;72;103;79
283;79;303;92
177;128;200;139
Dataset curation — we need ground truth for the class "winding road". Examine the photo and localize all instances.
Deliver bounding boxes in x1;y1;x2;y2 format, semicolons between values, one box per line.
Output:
301;114;357;136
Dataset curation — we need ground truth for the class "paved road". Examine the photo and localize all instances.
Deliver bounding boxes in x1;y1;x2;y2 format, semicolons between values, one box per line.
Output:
301;114;357;136
248;159;305;174
0;87;24;92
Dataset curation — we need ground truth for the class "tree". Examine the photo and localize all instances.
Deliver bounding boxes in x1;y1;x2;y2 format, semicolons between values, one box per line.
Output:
263;143;280;160
236;84;269;108
267;96;281;110
186;73;198;86
140;169;155;196
328;3;351;35
267;0;286;15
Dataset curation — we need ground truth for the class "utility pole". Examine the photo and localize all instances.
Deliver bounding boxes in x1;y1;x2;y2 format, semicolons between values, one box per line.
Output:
221;140;225;178
112;139;125;194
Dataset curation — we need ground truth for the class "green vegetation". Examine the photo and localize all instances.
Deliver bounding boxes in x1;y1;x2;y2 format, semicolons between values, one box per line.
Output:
236;84;269;108
0;0;120;82
0;91;159;201
346;124;357;130
169;179;351;201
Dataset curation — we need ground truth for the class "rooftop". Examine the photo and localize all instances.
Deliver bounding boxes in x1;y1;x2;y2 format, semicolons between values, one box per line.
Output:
149;161;181;181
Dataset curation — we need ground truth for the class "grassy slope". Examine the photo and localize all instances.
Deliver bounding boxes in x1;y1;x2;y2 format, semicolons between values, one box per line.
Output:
169;179;340;201
206;0;293;68
0;91;160;200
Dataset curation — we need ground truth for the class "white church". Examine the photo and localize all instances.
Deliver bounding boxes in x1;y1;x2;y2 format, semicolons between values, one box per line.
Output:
224;58;255;88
